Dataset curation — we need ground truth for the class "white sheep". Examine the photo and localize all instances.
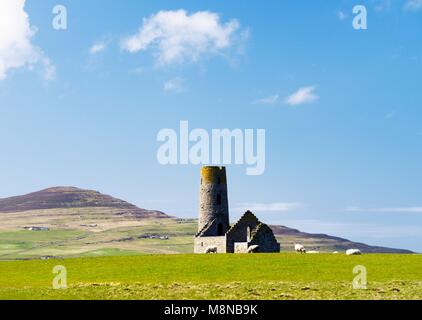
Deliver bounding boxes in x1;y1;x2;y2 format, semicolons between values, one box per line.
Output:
307;250;320;254
294;244;306;253
205;246;218;254
247;245;259;253
333;251;339;254
346;249;362;256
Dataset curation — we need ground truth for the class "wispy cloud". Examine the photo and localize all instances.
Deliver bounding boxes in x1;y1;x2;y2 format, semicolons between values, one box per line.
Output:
282;218;422;245
337;11;347;20
384;110;397;119
344;206;362;212
42;58;56;81
379;207;422;213
0;0;54;81
252;94;279;105
285;86;318;106
90;42;106;55
89;37;112;55
121;10;241;66
404;0;422;11
373;0;393;12
233;202;304;213
345;206;422;213
129;67;145;75
163;77;185;93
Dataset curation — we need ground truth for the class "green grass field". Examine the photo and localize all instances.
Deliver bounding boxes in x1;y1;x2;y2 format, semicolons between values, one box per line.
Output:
0;253;421;300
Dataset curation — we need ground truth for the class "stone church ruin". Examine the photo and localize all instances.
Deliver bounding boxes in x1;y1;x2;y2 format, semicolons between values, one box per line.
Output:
194;166;280;254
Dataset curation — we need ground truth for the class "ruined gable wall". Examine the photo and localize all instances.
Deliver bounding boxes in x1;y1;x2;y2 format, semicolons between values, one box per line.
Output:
226;213;260;253
250;224;281;253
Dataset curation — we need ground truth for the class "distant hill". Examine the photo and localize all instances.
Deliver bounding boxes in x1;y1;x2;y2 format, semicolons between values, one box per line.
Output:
0;187;169;219
0;187;413;259
270;225;413;254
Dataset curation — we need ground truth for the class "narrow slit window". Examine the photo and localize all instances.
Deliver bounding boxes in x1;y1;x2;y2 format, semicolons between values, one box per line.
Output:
217;223;224;236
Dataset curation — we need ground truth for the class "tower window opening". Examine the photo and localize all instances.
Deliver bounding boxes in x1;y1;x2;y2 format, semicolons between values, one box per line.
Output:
217;223;224;236
217;177;221;184
217;194;222;205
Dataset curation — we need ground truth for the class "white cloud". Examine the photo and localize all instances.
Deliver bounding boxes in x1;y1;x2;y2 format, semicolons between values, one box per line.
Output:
42;57;56;81
337;11;347;20
89;42;106;55
285;86;318;106
373;0;392;12
129;67;145;75
0;0;54;80
252;94;279;105
89;37;111;55
121;10;240;65
344;206;362;212
380;207;422;213
384;110;397;119
345;206;422;213
163;77;184;93
404;0;422;11
234;202;304;213
282;218;422;242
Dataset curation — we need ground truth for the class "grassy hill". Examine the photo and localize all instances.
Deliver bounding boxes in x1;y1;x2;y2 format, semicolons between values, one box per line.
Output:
0;187;168;218
0;187;413;260
0;254;421;299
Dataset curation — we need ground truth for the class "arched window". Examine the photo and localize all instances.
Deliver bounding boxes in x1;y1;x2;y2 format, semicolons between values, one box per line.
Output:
217;194;222;205
217;223;224;236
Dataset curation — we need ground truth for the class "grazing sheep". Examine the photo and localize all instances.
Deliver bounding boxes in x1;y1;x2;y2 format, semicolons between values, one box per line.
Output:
205;246;218;254
346;249;362;256
307;250;320;254
294;244;306;253
333;251;339;254
247;245;259;253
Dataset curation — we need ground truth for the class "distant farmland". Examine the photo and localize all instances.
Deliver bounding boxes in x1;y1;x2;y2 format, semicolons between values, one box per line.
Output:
0;210;412;260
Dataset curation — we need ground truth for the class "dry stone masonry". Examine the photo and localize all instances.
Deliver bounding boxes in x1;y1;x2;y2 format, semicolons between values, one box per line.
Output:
194;166;280;254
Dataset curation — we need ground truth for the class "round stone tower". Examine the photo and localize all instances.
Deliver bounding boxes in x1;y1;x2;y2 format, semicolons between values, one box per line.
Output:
198;166;230;235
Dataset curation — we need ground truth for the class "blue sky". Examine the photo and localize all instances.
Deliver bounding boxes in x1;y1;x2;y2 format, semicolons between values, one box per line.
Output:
1;0;422;251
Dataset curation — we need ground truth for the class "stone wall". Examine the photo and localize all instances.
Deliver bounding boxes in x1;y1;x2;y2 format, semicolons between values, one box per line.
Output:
226;211;260;253
234;242;249;253
250;224;281;253
194;236;227;254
